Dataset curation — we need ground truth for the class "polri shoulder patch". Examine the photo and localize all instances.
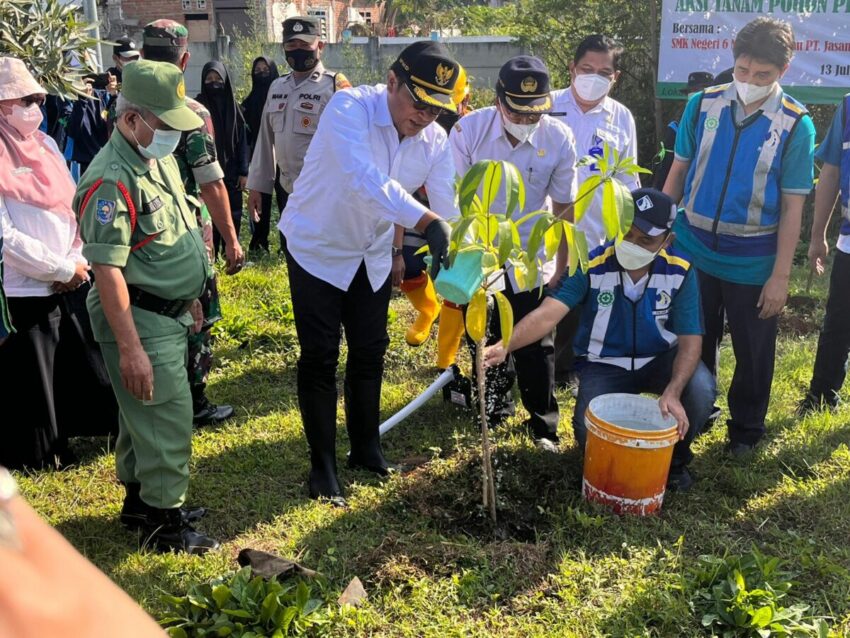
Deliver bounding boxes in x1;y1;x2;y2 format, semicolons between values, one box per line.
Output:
96;199;116;225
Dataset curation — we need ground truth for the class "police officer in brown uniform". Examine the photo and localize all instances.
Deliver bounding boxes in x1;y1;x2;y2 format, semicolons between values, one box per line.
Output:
246;16;350;250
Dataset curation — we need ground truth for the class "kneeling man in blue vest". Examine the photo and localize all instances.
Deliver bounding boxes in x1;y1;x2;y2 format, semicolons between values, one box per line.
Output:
484;188;715;491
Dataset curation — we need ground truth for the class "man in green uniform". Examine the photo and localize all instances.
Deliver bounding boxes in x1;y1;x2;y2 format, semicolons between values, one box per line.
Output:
75;60;219;554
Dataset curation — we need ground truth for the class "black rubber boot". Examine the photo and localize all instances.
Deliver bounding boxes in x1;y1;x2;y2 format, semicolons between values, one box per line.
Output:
300;390;346;507
140;507;220;555
120;482;207;529
344;378;393;476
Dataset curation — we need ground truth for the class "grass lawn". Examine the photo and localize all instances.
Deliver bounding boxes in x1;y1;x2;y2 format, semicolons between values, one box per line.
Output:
13;253;850;637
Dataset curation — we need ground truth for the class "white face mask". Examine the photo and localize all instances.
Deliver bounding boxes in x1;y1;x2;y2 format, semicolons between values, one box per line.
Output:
6;103;43;138
734;79;775;105
501;115;539;145
132;116;182;160
615;239;659;271
573;73;612;102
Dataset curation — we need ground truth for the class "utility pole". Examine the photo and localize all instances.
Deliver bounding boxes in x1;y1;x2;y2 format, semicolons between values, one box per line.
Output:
81;0;103;71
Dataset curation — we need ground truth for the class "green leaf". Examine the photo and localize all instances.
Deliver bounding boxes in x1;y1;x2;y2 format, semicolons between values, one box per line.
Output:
493;291;514;349
221;609;253;619
612;180;634;241
544;223;562;262
573;174;602;224
167;629;189;638
480;161;503;214
466;289;487;342
260;592;280;624
501;160;523;217
212;585;231;610
601;180;619;240
497;220;513;265
525;216;551;264
750;606;773;627
458;160;489;213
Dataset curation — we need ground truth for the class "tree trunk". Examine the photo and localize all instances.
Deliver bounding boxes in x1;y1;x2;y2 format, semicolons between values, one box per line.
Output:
647;0;665;146
476;336;497;523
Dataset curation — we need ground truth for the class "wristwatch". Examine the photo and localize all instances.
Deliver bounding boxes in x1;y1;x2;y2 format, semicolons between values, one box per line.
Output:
392;246;403;257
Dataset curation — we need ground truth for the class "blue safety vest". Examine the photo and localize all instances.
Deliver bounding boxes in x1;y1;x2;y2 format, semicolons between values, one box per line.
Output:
839;95;850;237
571;242;699;371
680;83;807;259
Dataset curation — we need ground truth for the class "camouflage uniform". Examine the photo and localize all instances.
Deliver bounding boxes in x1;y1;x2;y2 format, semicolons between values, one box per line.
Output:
143;21;226;413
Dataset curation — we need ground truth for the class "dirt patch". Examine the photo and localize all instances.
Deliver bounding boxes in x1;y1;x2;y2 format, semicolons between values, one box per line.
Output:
398;445;578;543
779;295;823;337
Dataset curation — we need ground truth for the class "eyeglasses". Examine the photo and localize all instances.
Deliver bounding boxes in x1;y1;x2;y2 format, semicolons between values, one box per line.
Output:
403;83;444;118
21;95;45;107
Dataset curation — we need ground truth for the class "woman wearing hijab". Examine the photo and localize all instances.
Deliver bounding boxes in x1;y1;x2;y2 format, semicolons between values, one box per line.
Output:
196;61;250;259
0;57;92;469
241;56;287;254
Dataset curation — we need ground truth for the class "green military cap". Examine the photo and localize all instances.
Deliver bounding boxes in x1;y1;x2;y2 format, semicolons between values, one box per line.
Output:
283;16;320;43
143;19;189;47
122;60;202;131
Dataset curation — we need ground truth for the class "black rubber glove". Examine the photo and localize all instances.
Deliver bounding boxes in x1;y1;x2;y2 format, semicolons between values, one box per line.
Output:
423;218;451;279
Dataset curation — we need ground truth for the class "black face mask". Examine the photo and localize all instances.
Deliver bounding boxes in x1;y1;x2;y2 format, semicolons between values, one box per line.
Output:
286;48;318;73
205;81;225;93
254;70;270;79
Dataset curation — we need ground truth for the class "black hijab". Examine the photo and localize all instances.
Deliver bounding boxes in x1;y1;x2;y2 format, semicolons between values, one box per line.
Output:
196;60;244;168
241;56;279;148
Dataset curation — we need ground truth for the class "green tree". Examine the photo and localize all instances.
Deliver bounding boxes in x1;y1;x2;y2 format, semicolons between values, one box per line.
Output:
0;0;100;99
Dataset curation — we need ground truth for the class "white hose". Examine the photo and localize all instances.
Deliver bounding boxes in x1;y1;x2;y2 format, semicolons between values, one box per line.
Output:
379;367;456;436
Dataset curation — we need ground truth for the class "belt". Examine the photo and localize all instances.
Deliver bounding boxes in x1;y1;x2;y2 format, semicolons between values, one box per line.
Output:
127;284;194;319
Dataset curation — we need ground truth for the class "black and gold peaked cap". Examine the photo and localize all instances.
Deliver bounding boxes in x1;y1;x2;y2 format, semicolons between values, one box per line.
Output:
391;41;460;113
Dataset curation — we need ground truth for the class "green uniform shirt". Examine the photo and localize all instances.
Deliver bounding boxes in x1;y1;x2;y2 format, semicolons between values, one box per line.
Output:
75;130;211;342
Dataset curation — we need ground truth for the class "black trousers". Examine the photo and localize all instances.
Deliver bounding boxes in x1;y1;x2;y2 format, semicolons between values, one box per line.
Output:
467;278;559;441
213;181;244;260
0;295;66;469
808;250;850;405
698;269;778;446
286;251;391;424
249;172;287;253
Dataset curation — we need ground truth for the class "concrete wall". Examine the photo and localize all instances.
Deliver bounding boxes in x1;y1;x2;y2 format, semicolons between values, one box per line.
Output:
184;35;528;96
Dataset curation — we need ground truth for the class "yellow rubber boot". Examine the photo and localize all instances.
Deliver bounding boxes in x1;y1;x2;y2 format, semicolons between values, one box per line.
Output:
436;301;465;369
401;273;440;346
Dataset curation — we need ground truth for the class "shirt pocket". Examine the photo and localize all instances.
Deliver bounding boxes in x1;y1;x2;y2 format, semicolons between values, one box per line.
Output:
270;108;287;133
133;208;178;260
291;103;319;136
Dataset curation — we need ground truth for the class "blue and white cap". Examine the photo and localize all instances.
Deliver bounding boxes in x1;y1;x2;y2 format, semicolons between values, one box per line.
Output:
630;188;676;237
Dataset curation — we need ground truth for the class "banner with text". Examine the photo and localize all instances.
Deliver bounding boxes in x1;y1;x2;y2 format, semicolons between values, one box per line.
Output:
658;0;850;103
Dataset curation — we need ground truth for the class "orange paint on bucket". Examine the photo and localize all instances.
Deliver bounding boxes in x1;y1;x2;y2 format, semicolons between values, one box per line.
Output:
582;394;679;516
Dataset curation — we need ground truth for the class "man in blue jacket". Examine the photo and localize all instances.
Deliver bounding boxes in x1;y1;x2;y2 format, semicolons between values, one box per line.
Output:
485;188;715;490
663;17;815;457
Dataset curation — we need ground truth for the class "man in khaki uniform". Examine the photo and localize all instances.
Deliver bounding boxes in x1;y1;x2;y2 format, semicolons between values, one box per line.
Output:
246;16;350;249
75;60;218;554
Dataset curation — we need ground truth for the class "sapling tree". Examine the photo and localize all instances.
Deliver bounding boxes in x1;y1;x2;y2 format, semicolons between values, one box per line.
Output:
446;143;649;523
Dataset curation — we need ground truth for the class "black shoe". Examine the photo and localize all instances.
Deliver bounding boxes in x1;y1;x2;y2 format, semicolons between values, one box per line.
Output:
120;483;207;529
140;508;219;555
796;392;837;417
666;465;695;492
344;378;395;477
300;390;346;506
193;399;235;427
725;441;757;459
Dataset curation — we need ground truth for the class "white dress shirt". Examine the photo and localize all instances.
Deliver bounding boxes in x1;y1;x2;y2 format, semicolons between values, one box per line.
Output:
0;179;82;299
449;106;578;291
280;83;459;292
550;87;640;247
